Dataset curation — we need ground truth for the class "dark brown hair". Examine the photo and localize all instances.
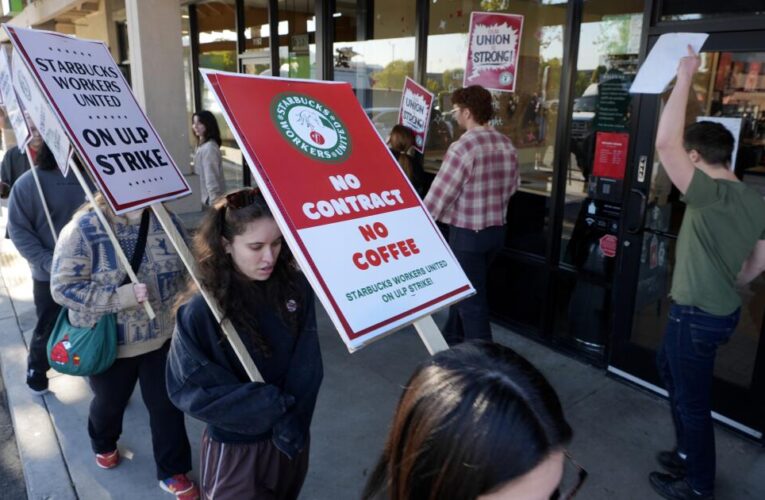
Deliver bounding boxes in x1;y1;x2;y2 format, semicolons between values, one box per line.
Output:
362;341;572;500
175;188;302;355
683;121;734;167
388;124;415;180
452;85;494;125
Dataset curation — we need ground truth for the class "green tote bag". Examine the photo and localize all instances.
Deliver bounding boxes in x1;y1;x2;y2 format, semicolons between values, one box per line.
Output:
46;311;117;376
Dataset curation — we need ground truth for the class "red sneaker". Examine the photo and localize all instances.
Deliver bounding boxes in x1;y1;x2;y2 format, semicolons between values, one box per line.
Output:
95;449;120;469
159;474;200;500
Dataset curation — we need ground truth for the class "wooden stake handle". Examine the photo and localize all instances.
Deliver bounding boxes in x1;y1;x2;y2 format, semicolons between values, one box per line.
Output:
151;202;264;383
25;147;57;244
68;159;155;320
413;315;449;354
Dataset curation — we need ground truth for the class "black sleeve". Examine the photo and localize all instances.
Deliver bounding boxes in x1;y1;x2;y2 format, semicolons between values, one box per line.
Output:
166;299;294;436
272;280;323;457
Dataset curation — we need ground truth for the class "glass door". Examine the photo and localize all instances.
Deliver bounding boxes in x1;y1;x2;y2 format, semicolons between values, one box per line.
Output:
610;32;765;440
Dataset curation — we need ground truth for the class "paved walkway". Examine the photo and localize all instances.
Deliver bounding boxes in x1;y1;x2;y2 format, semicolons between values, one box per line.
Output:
0;213;763;499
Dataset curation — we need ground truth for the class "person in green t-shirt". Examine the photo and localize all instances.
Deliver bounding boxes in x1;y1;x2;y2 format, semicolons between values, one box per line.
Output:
649;47;765;500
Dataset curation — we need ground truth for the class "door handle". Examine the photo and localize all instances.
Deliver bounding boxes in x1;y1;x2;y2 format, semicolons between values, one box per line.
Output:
626;188;647;234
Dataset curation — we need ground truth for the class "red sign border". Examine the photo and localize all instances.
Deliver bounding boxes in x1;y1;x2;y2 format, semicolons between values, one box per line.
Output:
5;25;191;213
203;70;472;345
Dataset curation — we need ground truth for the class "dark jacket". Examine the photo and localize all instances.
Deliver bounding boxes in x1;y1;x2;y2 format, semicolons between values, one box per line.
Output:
7;168;86;281
166;276;322;458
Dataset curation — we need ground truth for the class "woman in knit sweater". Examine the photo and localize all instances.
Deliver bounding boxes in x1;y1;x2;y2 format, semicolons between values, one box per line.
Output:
50;196;198;499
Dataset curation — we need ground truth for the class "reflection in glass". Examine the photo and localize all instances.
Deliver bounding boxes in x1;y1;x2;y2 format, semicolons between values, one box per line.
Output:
195;1;243;191
332;0;415;142
426;0;567;257
279;0;316;79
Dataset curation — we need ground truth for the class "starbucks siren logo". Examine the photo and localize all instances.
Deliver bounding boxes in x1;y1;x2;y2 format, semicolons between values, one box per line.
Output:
271;93;351;163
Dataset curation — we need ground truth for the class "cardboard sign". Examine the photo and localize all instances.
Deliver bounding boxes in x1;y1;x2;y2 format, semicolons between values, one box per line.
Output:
599;234;618;258
397;77;434;153
593;131;629;180
0;46;28;148
464;12;524;92
202;71;474;351
4;25;191;214
11;49;72;175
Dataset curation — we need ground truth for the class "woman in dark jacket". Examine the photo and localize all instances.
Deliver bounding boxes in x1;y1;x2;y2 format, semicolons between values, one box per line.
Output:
166;187;323;500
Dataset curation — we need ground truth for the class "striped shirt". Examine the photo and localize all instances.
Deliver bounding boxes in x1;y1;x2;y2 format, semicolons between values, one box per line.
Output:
425;127;519;230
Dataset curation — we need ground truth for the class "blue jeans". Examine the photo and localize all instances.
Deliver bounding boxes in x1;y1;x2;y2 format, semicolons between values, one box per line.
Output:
444;225;506;344
656;303;739;495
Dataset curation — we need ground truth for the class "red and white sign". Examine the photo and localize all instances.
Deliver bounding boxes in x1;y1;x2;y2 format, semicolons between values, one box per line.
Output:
464;12;524;92
593;131;629;180
202;71;474;351
398;77;434;153
4;25;191;213
599;234;618;258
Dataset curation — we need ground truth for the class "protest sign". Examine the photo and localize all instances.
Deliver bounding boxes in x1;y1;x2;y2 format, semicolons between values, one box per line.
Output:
4;25;191;214
0;46;29;147
12;49;72;175
630;33;708;94
202;70;474;352
398;77;434;153
464;12;524;92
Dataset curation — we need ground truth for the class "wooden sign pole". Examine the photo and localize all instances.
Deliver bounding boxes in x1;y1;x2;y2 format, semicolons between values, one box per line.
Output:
68;157;155;320
24;146;57;244
150;202;264;383
412;315;449;354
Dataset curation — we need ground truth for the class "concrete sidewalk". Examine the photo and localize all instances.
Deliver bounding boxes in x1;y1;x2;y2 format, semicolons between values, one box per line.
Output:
1;226;764;499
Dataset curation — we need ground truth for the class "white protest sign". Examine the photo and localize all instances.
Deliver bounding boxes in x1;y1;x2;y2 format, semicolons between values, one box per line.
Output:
11;48;72;176
398;77;434;153
697;116;742;171
630;33;708;94
0;46;29;148
4;25;191;214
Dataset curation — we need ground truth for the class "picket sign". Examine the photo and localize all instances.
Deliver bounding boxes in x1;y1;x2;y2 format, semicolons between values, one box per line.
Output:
5;26;264;385
201;71;473;356
150;202;264;382
67;155;155;320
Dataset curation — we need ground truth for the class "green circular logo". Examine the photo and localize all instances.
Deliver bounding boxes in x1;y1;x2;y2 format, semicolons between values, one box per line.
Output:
270;93;351;163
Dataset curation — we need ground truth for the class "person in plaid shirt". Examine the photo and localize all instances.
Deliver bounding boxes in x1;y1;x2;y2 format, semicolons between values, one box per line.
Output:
425;85;519;344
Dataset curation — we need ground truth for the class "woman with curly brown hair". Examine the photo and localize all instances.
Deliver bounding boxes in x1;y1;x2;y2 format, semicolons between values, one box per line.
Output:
166;187;323;500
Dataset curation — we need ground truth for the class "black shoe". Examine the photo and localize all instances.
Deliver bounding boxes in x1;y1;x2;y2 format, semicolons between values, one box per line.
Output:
657;449;687;476
26;369;49;396
649;472;713;500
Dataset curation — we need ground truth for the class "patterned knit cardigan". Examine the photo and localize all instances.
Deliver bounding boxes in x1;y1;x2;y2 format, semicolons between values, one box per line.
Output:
51;210;189;358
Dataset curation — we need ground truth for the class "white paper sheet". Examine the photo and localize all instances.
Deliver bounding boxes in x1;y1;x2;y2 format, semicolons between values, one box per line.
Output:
629;33;709;94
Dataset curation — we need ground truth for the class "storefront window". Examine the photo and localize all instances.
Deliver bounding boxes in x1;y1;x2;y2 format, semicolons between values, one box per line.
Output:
278;0;316;79
425;0;567;256
243;0;272;75
181;9;194;149
555;0;644;353
332;0;416;140
195;0;243;191
660;1;765;21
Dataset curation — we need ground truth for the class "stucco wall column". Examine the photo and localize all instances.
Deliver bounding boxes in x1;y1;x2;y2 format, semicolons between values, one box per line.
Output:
125;0;199;213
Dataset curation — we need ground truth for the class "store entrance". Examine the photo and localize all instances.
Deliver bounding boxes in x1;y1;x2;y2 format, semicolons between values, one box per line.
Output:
610;32;765;441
